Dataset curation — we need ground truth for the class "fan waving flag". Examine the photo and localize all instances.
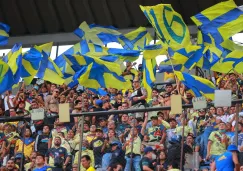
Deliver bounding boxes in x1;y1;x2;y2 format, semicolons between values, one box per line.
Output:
140;4;191;51
74;21;121;46
119;27;152;50
36;42;64;85
2;43;22;84
0;60;15;94
0;22;10;46
175;71;216;100
191;0;243;44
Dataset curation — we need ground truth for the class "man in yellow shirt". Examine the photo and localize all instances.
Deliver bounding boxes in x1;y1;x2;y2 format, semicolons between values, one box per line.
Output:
14;127;35;158
81;155;95;171
206;122;230;160
73;141;94;170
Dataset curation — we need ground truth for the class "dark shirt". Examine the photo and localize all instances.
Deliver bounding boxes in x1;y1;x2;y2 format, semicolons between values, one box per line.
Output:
109;148;126;167
140;157;154;170
35;134;49;155
90;137;105;166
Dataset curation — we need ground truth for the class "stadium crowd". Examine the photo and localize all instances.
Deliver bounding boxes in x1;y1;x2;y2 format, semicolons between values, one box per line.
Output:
0;63;243;171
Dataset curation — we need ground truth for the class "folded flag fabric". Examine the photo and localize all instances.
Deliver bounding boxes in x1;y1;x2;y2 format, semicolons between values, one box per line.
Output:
0;60;15;94
175;71;216;100
119;27;152;50
158;64;183;73
36;42;64;85
143;41;168;60
140;4;191;51
64;54;122;76
142;58;157;101
74;21;121;46
21;47;43;85
191;0;243;44
218;50;243;73
73;63;131;90
2;43;22;84
0;22;10;46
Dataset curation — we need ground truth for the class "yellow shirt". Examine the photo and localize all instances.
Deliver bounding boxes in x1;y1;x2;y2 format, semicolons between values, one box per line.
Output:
125;134;142;155
208;131;229;155
74;150;94;171
175;126;193;137
86;167;96;171
16;138;35;158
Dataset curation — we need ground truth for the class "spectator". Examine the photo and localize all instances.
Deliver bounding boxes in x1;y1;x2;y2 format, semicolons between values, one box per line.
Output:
35;125;50;155
24;151;37;171
14;127;35;158
145;116;166;147
33;153;52;171
206;122;230;161
74;140;94;170
108;141;126;169
90;128;105;168
211;145;240;171
45;137;71;170
232;122;243;165
81;155;95;171
5;159;16;171
139;146;155;171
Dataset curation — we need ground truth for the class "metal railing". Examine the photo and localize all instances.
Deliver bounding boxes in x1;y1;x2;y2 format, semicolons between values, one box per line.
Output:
2;99;243;171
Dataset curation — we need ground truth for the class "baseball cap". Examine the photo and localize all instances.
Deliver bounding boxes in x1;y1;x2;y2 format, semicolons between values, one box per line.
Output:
110;140;120;146
15;153;24;159
96;128;103;133
227;144;238;152
95;99;103;106
144;146;154;154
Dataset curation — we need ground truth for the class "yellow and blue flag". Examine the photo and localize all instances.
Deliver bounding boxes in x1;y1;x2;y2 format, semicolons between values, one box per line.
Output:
191;0;243;44
73;62;131;90
74;21;121;46
140;4;191;51
21;47;43;85
55;40;140;78
0;22;10;46
36;42;64;85
0;60;15;94
218;50;243;73
175;71;216;100
2;43;22;84
119;27;152;50
143;41;168;60
142;58;157;101
158;64;183;73
63;53;123;75
164;45;204;70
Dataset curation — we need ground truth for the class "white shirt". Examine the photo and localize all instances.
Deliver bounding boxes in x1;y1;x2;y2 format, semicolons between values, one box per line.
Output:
4;95;14;111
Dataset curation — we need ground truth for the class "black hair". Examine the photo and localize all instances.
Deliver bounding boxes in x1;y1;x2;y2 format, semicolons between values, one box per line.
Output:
168;118;176;123
81;155;91;161
152;88;159;92
36;153;45;159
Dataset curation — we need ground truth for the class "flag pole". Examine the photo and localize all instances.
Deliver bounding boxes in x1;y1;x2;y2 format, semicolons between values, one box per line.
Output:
77;96;85;171
234;103;240;146
180;111;186;170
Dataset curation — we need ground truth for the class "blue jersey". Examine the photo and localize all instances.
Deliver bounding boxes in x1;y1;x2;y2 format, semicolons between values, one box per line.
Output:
215;151;234;171
33;166;52;171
